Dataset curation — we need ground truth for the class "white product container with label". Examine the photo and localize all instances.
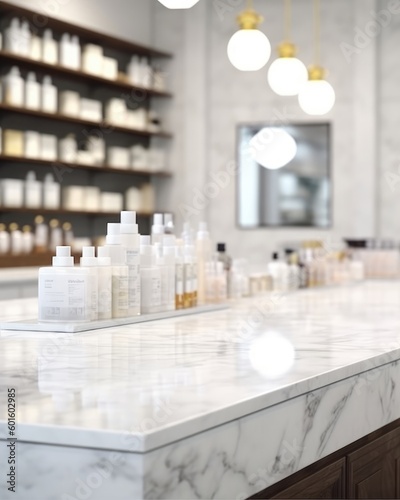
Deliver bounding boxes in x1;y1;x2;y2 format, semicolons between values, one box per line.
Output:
38;246;92;323
80;246;99;321
97;246;112;320
163;234;176;311
105;223;129;319
140;235;161;315
120;211;141;317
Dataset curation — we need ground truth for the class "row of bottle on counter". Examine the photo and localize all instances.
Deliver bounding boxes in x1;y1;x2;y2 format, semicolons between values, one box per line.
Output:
0;217;74;255
38;213;246;323
3;19;166;90
3;66;164;131
265;243;365;292
1;127;167;171
0;174;155;213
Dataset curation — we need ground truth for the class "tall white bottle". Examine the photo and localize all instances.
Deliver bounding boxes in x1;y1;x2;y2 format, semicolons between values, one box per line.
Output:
20;21;31;56
97;247;112;321
196;222;212;305
163;234;176;311
38;246;91;323
140;235;161;314
151;213;164;245
42;29;58;65
25;72;41;110
105;223;129;319
4;66;24;107
268;252;289;292
154;242;168;313
80;246;99;321
4;18;21;54
41;76;57;113
120;211;141;316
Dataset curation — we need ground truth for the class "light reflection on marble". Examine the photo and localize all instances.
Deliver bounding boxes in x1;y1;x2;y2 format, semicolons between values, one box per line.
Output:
0;282;400;455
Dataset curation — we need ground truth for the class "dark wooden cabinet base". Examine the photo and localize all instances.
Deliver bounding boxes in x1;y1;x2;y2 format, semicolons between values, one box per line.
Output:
249;419;400;499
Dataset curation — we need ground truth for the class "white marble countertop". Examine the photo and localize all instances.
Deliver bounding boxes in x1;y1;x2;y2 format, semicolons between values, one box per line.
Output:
2;281;400;454
0;267;38;284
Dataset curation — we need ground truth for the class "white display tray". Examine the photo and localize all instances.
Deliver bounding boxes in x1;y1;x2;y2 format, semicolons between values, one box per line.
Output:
0;304;229;334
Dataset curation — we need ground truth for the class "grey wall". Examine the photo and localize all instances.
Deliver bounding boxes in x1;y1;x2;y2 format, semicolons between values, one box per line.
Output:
153;0;379;267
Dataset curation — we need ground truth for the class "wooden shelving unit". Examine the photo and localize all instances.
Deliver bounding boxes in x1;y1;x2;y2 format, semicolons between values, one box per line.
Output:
0;155;172;178
0;1;174;268
0;51;173;98
0;104;172;139
0;1;172;59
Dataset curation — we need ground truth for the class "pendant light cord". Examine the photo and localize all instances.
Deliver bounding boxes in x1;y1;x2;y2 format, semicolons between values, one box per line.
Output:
284;0;291;42
314;0;321;65
246;0;253;9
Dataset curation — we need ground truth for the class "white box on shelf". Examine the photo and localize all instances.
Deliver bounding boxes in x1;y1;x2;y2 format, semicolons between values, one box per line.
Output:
87;136;105;165
108;146;130;169
83;186;101;211
126;108;147;130
62;185;85;211
131;145;149;170
80;98;102;122
24;131;41;159
1;179;24;208
102;57;118;80
105;98;126;126
82;44;103;76
77;150;95;166
100;192;123;213
59;90;80;117
59;135;77;163
141;183;155;212
40;134;57;161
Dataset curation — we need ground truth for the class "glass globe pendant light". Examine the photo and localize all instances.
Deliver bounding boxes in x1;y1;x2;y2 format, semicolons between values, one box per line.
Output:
249;127;297;170
267;0;307;96
227;0;271;72
298;0;335;115
157;0;200;8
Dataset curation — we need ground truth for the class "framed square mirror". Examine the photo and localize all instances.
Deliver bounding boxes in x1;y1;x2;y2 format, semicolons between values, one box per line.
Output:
237;123;331;228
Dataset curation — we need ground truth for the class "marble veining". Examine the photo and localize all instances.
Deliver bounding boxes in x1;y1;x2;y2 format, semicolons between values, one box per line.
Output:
2;282;400;498
2;282;400;454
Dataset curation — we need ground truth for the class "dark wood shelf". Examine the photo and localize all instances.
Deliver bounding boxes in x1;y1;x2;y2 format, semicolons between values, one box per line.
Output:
0;207;155;218
0;51;173;98
0;252;81;268
0;1;172;59
0;103;172;139
0;155;172;178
